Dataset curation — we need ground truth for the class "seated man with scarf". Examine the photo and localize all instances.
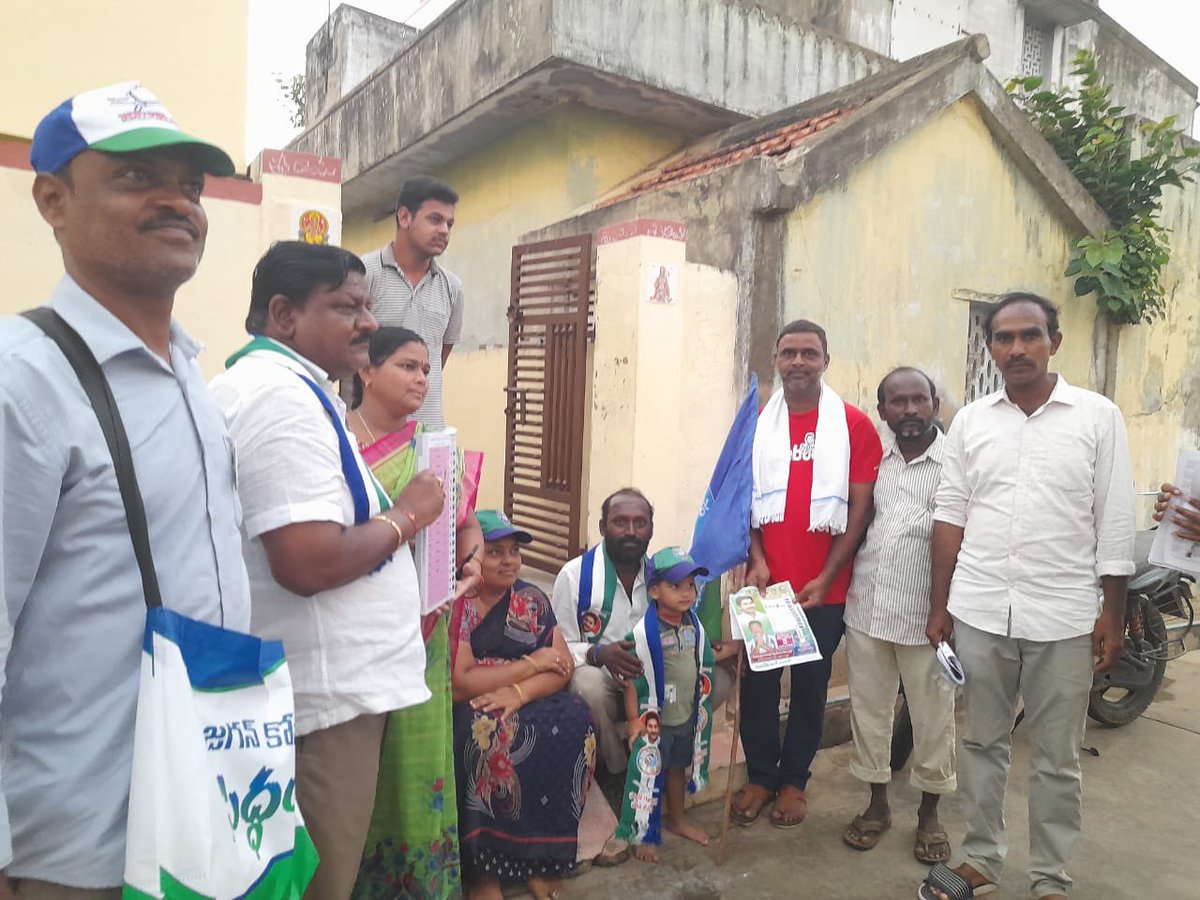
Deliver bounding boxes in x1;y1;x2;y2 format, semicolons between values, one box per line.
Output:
551;489;732;861
731;319;883;830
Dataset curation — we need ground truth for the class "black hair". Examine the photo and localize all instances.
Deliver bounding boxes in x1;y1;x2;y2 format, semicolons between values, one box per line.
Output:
748;620;764;629
876;367;938;405
395;175;459;219
643;710;661;723
245;240;366;335
776;319;828;354
983;292;1060;341
600;487;655;523
350;326;427;408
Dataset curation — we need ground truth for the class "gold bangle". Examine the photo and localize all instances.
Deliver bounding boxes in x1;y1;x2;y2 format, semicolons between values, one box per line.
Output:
522;653;540;674
373;514;405;547
512;683;526;703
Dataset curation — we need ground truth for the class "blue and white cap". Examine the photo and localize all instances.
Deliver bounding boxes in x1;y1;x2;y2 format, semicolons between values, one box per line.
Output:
30;81;235;176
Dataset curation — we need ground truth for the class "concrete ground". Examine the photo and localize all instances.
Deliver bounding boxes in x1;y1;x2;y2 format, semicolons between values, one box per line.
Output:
563;651;1200;900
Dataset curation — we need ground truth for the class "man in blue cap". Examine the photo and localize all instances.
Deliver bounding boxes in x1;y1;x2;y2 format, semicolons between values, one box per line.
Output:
0;83;247;898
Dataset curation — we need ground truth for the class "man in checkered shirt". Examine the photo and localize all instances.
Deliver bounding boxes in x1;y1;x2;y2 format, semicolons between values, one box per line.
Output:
364;176;464;428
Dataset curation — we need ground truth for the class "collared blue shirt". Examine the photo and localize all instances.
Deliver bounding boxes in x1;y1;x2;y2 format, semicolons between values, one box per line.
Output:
0;277;250;887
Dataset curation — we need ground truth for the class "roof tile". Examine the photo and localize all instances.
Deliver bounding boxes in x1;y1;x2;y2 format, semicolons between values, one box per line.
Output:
608;105;859;204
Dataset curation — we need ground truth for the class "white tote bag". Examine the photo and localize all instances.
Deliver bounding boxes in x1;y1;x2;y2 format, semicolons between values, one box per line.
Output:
123;610;317;899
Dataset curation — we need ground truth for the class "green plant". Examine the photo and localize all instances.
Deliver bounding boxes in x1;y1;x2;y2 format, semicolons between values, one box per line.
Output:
1008;51;1199;324
273;72;306;130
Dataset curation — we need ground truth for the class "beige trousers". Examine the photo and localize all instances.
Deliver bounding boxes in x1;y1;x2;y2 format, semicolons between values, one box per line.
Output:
10;882;119;900
954;619;1093;899
294;712;388;900
845;626;957;794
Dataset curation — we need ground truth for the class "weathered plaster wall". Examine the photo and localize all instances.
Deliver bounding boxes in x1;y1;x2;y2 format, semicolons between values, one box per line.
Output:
782;98;1091;418
749;0;894;56
0;0;249;170
305;5;418;124
1066;17;1196;132
554;0;887;118
293;0;889;208
1112;176;1200;514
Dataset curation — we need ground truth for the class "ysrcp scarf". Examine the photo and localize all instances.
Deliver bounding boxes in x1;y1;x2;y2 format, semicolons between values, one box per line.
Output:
575;543;645;645
615;603;715;846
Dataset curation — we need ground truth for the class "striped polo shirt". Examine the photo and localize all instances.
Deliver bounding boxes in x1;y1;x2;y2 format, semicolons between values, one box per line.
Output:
845;430;945;645
364;242;464;428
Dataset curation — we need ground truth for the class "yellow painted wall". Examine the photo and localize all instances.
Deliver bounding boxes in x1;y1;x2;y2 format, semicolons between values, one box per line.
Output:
0;0;249;170
785;97;1095;421
1112;176;1200;512
341;103;686;513
0;160;342;379
785;95;1200;522
441;348;510;511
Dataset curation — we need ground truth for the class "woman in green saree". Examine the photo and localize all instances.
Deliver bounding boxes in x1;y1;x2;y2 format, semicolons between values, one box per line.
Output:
349;326;484;899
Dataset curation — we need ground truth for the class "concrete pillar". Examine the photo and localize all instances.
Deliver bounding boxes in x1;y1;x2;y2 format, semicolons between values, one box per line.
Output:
588;218;738;549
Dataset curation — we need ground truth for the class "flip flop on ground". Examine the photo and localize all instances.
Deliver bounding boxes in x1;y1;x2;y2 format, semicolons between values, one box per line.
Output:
842;813;892;850
729;784;775;826
913;826;952;864
769;785;807;829
593;836;629;867
917;863;997;899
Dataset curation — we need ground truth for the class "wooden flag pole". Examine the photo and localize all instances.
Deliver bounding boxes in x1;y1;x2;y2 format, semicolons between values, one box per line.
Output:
717;643;744;865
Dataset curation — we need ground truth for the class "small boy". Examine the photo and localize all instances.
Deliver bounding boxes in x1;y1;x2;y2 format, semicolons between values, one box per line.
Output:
616;547;737;863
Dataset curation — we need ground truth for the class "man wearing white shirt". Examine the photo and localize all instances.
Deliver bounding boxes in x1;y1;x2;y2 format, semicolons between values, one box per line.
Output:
552;489;655;774
920;294;1134;900
210;241;445;900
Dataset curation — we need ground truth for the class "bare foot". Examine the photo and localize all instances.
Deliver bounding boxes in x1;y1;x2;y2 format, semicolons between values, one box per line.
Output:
665;814;710;846
525;875;564;899
632;843;659;863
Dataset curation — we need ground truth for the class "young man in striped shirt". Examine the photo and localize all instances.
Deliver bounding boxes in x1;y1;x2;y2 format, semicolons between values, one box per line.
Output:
842;368;956;863
363;176;464;428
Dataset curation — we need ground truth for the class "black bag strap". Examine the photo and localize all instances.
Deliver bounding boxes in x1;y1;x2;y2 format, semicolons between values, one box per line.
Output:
22;307;163;608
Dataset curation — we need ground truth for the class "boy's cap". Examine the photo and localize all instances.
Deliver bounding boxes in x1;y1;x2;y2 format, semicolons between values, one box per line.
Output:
31;81;236;176
477;509;533;544
647;546;709;585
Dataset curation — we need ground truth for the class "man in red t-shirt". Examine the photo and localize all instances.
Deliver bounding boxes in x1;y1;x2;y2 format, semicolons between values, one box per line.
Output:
731;319;883;829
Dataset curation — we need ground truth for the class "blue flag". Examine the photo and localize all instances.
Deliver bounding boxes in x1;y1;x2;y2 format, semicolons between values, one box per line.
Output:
689;374;758;584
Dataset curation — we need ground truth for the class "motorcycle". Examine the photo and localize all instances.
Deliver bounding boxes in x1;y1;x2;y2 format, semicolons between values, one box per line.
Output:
889;530;1195;769
1086;529;1194;726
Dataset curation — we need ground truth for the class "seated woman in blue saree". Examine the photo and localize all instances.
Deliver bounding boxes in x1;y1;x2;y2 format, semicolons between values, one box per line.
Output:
451;511;596;900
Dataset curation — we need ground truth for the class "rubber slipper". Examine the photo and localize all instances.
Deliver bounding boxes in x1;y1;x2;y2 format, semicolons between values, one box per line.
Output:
917;863;997;899
729;784;775;827
769;785;807;829
593;836;629;867
914;826;952;864
842;813;892;850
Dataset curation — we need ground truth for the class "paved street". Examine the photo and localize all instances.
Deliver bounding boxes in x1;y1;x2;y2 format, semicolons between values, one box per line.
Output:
568;651;1200;899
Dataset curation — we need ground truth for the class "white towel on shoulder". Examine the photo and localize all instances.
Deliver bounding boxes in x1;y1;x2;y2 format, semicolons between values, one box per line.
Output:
751;382;850;533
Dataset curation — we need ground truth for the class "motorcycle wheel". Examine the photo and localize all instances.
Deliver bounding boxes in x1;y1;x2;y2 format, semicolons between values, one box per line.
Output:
1086;595;1168;727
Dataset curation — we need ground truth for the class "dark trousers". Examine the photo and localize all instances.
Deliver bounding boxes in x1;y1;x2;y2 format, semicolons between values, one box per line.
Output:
739;603;845;792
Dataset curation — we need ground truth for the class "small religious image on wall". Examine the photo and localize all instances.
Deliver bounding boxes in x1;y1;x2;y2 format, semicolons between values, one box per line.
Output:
291;206;341;246
297;209;330;244
645;264;678;305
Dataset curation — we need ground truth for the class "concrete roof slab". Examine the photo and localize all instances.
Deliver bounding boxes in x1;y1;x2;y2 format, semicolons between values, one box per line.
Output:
290;0;888;216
